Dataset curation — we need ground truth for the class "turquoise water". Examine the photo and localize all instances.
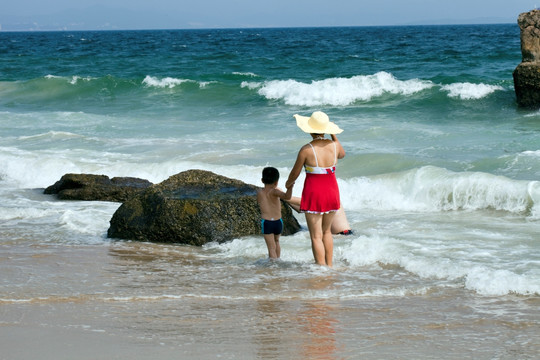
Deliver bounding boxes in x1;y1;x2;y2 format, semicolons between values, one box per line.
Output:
1;25;539;358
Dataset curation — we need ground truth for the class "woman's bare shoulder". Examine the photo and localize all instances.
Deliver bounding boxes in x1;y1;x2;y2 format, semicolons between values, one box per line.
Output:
296;143;311;154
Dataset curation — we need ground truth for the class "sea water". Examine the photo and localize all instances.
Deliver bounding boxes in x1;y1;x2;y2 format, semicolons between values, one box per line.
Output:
1;25;539;359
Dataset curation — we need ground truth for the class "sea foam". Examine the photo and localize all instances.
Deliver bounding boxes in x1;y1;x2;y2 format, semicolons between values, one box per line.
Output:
203;232;540;296
465;267;540;296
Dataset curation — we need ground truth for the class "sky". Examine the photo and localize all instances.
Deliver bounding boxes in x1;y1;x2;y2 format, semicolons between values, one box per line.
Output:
1;0;538;31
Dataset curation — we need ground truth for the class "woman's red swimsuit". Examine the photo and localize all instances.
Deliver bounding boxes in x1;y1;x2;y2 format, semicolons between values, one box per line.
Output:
300;141;340;214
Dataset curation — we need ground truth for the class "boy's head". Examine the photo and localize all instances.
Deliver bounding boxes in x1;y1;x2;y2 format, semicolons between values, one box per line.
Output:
262;167;280;185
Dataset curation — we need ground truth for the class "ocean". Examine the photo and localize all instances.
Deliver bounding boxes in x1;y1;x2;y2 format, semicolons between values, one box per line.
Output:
1;24;539;359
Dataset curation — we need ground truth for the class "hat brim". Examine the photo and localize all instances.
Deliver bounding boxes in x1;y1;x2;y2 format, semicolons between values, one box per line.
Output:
294;114;343;134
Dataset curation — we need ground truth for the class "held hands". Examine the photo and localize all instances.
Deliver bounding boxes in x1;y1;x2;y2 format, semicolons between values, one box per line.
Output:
283;180;294;201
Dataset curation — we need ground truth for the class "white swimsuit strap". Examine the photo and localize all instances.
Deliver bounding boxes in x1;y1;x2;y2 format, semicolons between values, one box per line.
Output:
308;141;337;168
308;143;319;167
333;141;337;166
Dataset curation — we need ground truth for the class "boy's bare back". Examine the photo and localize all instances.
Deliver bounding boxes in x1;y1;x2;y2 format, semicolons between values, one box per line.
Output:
257;166;293;220
257;186;285;220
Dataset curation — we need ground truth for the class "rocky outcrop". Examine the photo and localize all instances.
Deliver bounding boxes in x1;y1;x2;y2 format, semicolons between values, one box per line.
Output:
44;173;152;202
513;10;540;108
107;170;301;245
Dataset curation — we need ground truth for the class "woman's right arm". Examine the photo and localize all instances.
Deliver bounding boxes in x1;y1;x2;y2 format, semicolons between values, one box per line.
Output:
331;134;346;159
286;147;306;188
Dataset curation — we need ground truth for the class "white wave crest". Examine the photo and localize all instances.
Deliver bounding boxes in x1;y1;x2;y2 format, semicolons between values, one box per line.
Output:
441;82;503;100
142;75;195;88
241;81;262;90
521;150;540;157
69;76;93;84
528;181;540;218
18;131;85;141
44;75;94;84
252;72;434;106
232;72;259;77
524;109;540;117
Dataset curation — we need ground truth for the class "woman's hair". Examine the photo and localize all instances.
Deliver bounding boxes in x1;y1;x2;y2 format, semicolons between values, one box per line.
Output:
262;167;280;184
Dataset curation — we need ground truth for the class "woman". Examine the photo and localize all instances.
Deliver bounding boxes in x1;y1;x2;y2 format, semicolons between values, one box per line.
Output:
286;111;345;267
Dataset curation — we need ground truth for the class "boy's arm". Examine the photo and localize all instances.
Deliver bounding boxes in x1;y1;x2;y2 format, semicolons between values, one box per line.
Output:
286;196;301;206
271;185;293;201
284;196;301;213
283;183;293;200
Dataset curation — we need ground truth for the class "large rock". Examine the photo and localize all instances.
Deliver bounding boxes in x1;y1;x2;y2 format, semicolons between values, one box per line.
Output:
513;10;540;108
107;170;301;245
44;173;152;202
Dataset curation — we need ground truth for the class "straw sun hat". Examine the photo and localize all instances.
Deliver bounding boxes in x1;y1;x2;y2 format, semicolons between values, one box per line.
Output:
293;111;343;134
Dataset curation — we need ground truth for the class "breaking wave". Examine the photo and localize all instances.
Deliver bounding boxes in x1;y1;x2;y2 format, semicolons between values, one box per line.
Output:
242;72;505;106
243;72;434;106
340;166;539;217
440;82;504;100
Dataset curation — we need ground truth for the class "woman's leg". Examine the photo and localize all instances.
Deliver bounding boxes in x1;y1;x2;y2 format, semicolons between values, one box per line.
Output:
321;213;335;267
305;213;324;264
305;213;335;266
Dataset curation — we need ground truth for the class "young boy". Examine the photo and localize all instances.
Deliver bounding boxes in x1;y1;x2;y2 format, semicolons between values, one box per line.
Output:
256;167;293;259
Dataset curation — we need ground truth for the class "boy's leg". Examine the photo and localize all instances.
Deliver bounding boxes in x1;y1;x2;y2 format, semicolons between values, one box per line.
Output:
264;234;278;259
274;234;281;258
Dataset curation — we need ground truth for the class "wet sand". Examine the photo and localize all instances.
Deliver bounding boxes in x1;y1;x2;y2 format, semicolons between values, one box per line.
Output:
2;287;538;359
1;241;539;360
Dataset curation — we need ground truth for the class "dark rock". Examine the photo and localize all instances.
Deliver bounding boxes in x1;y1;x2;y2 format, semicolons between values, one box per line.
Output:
513;63;540;107
107;169;301;245
513;10;540;108
44;173;152;202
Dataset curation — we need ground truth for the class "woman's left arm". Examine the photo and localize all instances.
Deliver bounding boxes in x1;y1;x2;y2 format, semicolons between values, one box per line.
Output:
331;134;346;159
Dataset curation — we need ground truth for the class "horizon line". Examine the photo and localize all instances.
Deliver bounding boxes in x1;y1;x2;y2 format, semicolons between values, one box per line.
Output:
0;22;516;33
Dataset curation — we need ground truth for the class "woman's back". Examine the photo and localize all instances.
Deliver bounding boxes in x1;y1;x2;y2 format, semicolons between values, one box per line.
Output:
304;139;337;169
